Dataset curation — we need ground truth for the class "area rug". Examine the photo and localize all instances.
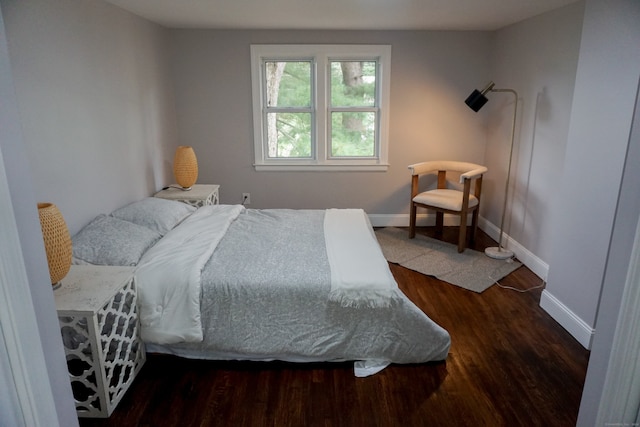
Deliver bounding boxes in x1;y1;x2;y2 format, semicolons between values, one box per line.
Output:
374;227;522;293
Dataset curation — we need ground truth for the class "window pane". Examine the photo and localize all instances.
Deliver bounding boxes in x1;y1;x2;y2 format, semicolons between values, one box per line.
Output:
265;61;311;107
331;112;376;157
330;61;376;107
266;112;312;158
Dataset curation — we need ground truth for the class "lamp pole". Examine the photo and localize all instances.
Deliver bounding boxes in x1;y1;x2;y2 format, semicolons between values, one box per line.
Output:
484;88;518;260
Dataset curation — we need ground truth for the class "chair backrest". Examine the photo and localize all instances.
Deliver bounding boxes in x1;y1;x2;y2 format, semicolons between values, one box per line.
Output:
408;160;487;197
408;161;487;182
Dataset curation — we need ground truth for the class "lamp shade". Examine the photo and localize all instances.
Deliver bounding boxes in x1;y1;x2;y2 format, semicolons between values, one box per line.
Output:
464;89;489;112
465;81;495;112
37;203;72;289
173;146;198;189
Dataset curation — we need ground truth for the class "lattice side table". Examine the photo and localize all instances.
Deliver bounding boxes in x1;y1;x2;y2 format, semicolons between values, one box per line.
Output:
154;184;220;207
54;265;146;418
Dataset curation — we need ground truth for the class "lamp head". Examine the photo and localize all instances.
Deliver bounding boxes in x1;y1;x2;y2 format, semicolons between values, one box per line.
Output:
464;81;495;112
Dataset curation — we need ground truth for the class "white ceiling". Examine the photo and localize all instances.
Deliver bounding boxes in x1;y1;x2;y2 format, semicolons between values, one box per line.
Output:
103;0;579;31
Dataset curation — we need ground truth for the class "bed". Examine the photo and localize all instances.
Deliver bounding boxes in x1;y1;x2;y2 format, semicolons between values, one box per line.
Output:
71;197;450;376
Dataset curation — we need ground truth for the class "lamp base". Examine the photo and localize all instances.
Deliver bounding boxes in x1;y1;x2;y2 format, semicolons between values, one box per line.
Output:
485;246;514;260
169;185;192;191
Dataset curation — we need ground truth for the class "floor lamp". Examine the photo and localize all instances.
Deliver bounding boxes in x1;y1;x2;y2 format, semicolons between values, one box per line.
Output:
464;81;518;260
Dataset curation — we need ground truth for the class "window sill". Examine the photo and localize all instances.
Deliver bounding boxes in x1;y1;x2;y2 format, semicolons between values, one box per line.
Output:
253;163;390;172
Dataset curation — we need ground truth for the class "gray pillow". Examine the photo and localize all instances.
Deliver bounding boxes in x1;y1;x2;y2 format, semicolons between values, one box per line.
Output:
110;197;195;236
72;214;162;266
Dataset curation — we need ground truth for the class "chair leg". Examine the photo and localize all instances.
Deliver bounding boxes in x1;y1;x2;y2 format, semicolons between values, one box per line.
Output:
458;211;468;253
435;212;444;236
409;203;417;238
470;210;479;244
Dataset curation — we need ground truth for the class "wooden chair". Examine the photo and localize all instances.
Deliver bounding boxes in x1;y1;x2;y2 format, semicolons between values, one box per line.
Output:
408;161;488;253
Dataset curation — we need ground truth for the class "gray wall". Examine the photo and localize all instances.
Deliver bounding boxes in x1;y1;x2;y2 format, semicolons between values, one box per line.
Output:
486;2;584;266
169;30;491;213
1;0;178;423
568;0;640;424
0;4;77;426
543;0;640;346
579;72;640;427
2;0;178;235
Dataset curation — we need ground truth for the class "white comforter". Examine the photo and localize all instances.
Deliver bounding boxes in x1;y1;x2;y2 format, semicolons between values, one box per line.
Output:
324;208;402;308
136;205;244;344
136;206;402;345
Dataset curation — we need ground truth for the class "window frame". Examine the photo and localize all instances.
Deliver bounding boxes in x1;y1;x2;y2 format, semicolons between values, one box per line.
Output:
250;44;391;172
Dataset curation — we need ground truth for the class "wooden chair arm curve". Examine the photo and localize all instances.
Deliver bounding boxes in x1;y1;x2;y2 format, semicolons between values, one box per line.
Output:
459;166;488;183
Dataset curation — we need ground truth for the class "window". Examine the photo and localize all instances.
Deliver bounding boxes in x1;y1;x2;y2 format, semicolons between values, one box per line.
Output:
251;45;391;171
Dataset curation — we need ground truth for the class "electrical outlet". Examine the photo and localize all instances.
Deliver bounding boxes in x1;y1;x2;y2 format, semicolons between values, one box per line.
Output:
242;193;251;205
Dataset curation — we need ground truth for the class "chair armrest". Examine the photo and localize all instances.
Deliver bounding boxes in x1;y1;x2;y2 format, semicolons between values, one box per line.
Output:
408;161;447;176
459;166;488;183
407;162;432;176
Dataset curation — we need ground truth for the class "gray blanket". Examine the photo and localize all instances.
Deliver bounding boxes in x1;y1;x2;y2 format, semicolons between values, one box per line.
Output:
147;209;451;367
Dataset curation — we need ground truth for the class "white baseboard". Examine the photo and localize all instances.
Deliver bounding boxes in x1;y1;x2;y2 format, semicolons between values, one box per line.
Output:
539;290;595;349
367;213;409;228
477;217;550;281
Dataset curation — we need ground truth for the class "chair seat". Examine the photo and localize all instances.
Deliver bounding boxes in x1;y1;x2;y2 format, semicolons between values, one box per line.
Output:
413;189;479;212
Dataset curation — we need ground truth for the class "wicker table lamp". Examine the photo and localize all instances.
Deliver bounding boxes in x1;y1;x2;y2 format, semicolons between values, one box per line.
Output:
38;203;72;289
173;146;198;190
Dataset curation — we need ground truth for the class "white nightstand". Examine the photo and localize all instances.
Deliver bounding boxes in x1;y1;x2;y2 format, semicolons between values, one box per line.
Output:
54;265;146;418
154;184;220;207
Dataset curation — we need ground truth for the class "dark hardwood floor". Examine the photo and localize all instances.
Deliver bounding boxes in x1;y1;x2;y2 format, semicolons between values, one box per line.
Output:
80;227;589;427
